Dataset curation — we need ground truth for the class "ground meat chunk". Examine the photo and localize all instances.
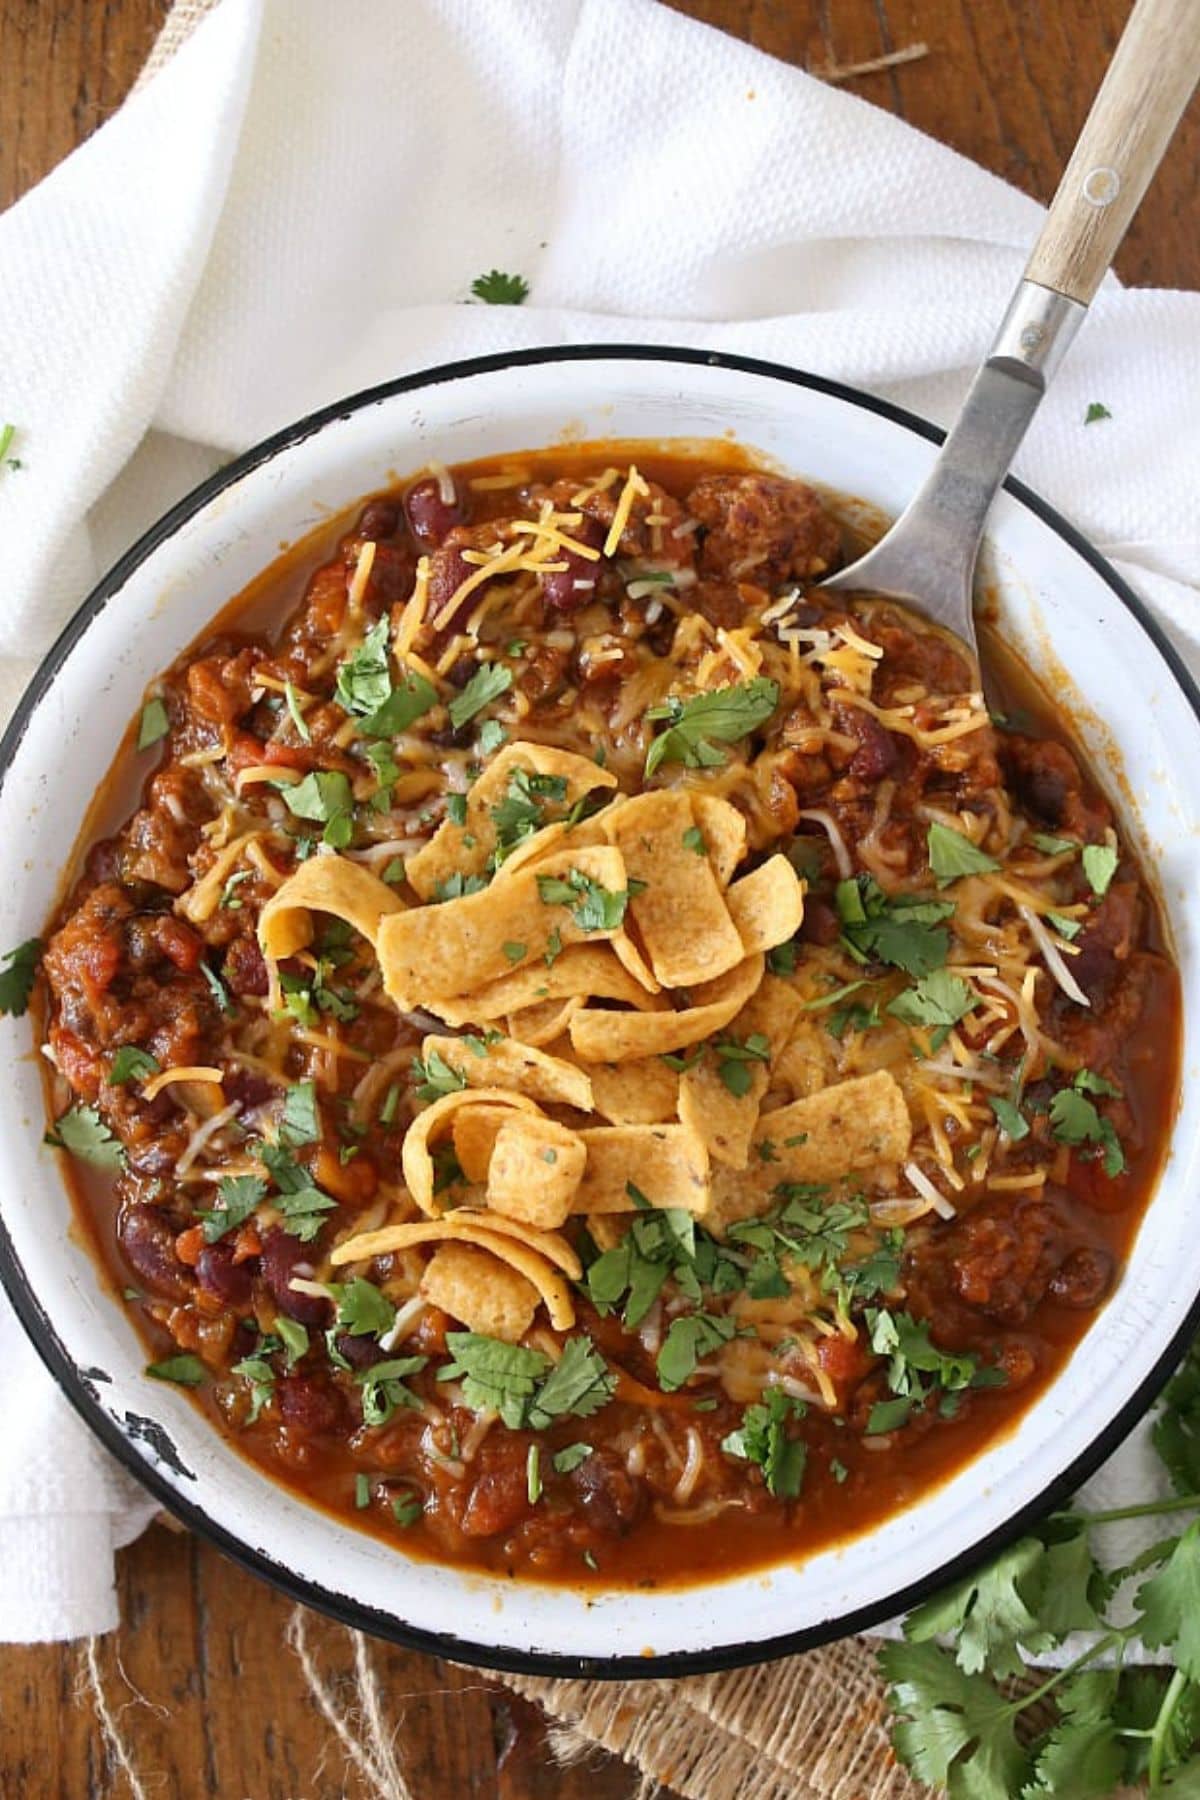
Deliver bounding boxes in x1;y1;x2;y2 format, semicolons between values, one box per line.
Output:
921;1192;1105;1327
687;473;842;586
1000;733;1112;842
1070;883;1139;1006
459;1451;531;1538
535;477;695;568
570;1448;646;1535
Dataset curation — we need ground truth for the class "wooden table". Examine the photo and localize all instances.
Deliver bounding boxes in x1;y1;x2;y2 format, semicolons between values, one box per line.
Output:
0;4;1195;1796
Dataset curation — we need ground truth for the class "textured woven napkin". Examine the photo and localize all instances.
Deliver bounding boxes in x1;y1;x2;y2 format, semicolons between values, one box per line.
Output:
0;21;1197;1790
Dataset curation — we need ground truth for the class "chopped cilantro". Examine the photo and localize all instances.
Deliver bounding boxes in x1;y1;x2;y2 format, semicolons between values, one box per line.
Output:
336;1277;396;1339
259;1143;337;1242
1046;910;1082;941
713;1032;770;1097
280;1080;320;1146
656;1312;738;1391
682;825;707;856
526;1443;542;1504
276;1317;309;1367
448;663;513;729
445;792;468;826
887;968;973;1034
197;1173;266;1244
355;1473;371;1509
433;871;489;900
1049;1075;1126;1175
989;1096;1029;1141
356;1355;428;1426
836;875;954;977
1030;832;1078;856
536;865;637;931
336;617;393;716
477;718;506;755
1082;842;1118;897
1084;401;1112;424
470;269;530;305
721;1388;807;1497
441;1332;616;1430
552;1443;592;1475
0;938;41;1018
391;1492;423;1527
219;869;253;910
137;697;170;750
45;1104;125;1168
644;677;779;778
926;822;1000;886
502;940;527;963
107;1045;160;1087
382;857;406;886
767;939;797;976
146;1354;206;1387
411;1049;468;1101
284;679;311;743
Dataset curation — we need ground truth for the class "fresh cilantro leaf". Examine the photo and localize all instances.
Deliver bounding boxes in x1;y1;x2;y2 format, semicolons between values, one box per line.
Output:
410;1049;468;1101
335;617;392;716
281;1080;320;1145
231;1350;276;1421
219;869;254;911
356;1355;428;1426
1049;1083;1125;1175
440;1332;551;1429
767;939;797;976
1046;910;1082;940
445;792;468;827
656;1312;737;1391
869;1309;980;1407
490;768;570;859
433;871;489;900
198;1174;267;1244
1084;401;1112;424
644;677;779;777
721;1388;807;1497
448;663;513;729
45;1104;125;1168
1023;1674;1125;1800
392;1491;423;1527
712;1032;770;1097
881;1638;1028;1798
801;978;869;1014
1137;1520;1200;1679
283;678;311;743
354;1472;371;1509
146;1353;207;1387
478;719;506;755
1154;1339;1200;1497
1030;832;1079;856
107;1045;160;1086
382;857;406;886
361;667;438;737
502;940;526;963
1081;842;1118;896
276;1317;309;1367
988;1095;1029;1140
887;968;973;1032
1074;1067;1121;1097
275;770;355;849
526;1442;542;1503
682;825;707;856
336;1277;396;1339
866;1396;913;1434
536;866;635;932
259;1143;337;1243
927;822;1000;886
137;697;170;749
0;938;41;1018
553;1443;593;1475
905;1536;1054;1678
836;875;954;977
471;269;529;305
526;1336;616;1430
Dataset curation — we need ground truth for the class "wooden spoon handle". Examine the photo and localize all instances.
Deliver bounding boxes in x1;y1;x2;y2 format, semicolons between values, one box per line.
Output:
1025;0;1200;305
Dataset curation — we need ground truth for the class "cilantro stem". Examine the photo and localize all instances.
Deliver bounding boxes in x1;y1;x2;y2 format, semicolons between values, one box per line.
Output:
1000;1629;1126;1718
1149;1665;1189;1791
1058;1493;1200;1526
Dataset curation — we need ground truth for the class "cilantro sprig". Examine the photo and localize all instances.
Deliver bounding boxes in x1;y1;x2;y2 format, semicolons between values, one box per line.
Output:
836;875;955;977
643;678;779;778
440;1332;616;1430
883;1336;1200;1797
470;269;529;305
0;938;41;1018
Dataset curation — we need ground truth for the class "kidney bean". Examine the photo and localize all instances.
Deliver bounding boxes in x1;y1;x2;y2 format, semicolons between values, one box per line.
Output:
195;1241;255;1307
570;1449;645;1536
277;1375;347;1435
334;1331;386;1370
259;1229;332;1326
357;500;400;541
404;476;465;547
460;1459;531;1538
1048;1246;1114;1310
119;1203;193;1300
540;515;607;612
223;936;269;998
845;710;899;783
223;1066;276;1115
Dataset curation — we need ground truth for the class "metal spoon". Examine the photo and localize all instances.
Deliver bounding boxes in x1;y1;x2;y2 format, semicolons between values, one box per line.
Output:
822;0;1200;657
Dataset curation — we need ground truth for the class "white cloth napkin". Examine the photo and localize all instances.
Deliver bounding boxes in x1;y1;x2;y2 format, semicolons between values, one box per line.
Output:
0;0;1197;1644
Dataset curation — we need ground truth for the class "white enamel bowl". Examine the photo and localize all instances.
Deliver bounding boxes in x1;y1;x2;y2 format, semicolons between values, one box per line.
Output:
2;349;1198;1677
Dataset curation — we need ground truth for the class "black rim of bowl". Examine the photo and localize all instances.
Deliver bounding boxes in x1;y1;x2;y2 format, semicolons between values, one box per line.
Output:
1;343;1198;1680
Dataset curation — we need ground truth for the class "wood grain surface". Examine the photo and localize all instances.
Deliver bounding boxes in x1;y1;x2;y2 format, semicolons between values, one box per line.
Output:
0;3;1196;1798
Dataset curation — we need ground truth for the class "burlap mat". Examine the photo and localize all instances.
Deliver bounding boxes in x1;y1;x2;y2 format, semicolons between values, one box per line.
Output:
122;5;921;1791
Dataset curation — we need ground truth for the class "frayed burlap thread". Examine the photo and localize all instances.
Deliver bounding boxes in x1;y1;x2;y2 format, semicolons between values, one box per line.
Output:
118;8;929;1797
504;1638;925;1800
